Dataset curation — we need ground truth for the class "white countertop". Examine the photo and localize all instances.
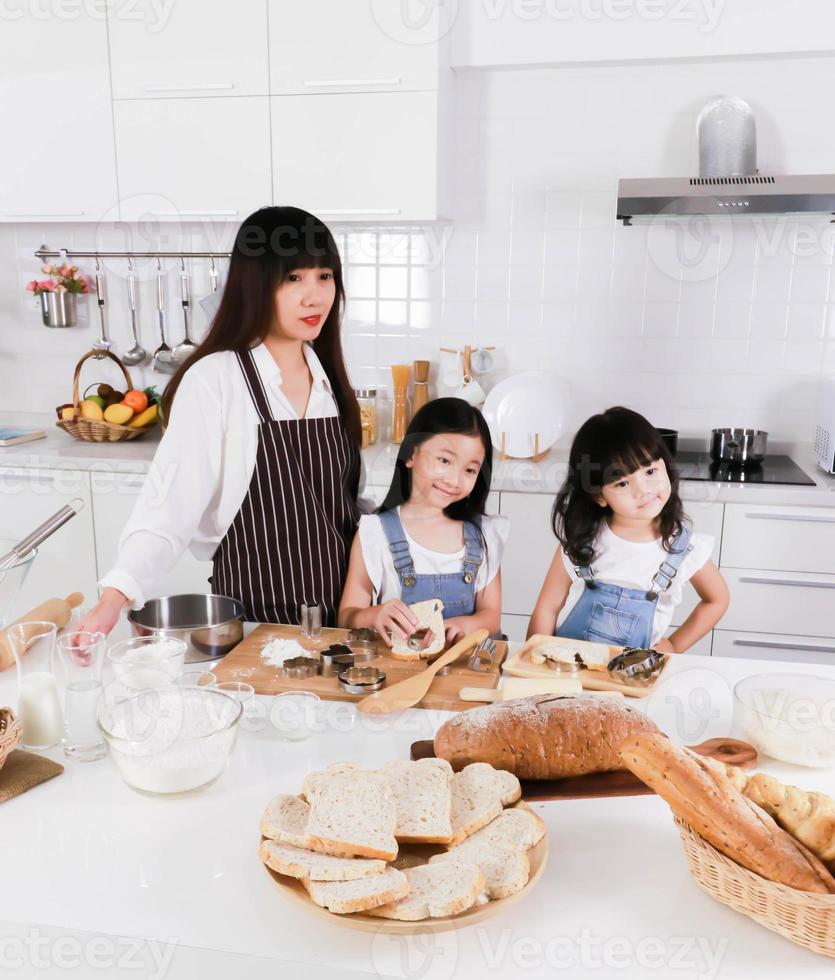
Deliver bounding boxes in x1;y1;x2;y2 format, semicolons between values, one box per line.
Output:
3;411;835;507
1;650;834;979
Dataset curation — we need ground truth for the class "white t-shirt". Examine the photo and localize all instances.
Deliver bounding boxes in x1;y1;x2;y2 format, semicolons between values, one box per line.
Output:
556;523;714;646
357;508;510;605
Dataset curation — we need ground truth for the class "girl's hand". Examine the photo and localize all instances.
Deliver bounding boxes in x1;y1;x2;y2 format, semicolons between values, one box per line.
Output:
70;588;127;645
370;600;418;647
653;637;676;654
444;618;467;646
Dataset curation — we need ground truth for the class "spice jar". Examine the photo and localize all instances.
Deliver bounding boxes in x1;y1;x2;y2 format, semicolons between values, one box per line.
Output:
354;387;378;448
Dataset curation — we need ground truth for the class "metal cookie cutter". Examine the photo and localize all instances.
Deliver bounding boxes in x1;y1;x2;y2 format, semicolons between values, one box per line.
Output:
320;644;354;676
338;666;386;695
407;628;435;653
606;648;666;687
283;656;321;679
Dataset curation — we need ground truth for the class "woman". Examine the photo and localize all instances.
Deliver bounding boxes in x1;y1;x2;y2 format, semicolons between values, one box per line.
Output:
76;206;363;635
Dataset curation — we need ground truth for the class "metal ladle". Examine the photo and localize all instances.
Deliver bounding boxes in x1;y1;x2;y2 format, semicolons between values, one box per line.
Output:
170;256;198;365
122;257;150;367
91;258;112;359
151;257;175;374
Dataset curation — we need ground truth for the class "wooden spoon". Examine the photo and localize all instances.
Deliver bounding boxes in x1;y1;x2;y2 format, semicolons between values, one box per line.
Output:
357;629;489;715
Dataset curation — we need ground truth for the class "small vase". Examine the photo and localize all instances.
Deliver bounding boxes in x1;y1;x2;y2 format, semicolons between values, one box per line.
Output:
40;291;77;328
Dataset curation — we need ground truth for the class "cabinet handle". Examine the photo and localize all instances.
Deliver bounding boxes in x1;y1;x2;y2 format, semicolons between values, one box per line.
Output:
149;210;240;217
314;208;402;216
733;639;835;655
302;78;402;88
739;575;835;590
143;83;236;93
744;512;835;524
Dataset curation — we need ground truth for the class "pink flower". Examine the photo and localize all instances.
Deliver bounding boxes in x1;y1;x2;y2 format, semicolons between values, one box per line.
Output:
44;279;57;292
59;264;72;278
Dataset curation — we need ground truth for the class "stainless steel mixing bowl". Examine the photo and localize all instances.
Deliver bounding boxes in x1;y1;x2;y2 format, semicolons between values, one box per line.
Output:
128;593;245;664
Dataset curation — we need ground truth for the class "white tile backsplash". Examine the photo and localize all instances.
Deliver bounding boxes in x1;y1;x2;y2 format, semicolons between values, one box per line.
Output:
4;54;835;442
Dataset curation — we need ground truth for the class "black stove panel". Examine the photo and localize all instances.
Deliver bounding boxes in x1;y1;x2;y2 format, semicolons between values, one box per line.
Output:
674;452;815;486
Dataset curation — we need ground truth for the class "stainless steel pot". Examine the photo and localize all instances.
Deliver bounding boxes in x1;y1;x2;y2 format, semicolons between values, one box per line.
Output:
709;428;767;465
128;593;245;664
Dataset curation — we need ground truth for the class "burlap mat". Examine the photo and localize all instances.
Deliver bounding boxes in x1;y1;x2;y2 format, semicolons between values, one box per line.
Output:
0;749;63;803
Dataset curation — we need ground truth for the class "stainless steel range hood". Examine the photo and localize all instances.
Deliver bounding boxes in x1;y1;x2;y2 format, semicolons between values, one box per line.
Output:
617;96;835;225
617;174;835;225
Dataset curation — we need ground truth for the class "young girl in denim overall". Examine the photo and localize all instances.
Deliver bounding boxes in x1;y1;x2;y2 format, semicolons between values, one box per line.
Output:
339;398;508;648
529;407;728;652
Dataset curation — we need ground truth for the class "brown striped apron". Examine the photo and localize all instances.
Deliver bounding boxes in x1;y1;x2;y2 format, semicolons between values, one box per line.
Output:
210;348;361;626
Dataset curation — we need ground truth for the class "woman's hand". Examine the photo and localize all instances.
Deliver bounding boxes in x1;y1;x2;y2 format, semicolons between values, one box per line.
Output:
70;588;128;645
370;600;418;647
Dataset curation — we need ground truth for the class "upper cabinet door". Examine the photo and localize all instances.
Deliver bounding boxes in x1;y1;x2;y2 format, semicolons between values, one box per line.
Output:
0;13;117;221
108;0;269;99
272;92;440;221
114;98;272;221
268;0;441;94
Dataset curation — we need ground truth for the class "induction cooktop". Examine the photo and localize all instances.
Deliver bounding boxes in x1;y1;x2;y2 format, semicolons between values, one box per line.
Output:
674;452;815;486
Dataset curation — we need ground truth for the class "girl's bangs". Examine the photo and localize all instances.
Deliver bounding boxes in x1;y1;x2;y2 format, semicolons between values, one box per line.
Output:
604;443;660;482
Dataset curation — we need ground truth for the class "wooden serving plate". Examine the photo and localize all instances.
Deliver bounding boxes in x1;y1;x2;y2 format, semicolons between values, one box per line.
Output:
215;623;508;712
410;738;758;801
261;801;548;933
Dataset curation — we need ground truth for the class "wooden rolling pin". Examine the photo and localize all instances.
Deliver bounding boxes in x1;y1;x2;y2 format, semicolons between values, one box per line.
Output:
0;593;84;671
459;676;625;702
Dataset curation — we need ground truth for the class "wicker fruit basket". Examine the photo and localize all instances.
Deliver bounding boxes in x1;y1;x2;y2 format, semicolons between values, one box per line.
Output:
0;707;22;771
56;349;150;443
675;817;835;958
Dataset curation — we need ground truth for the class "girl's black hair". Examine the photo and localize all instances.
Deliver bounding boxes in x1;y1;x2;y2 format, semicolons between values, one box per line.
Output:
552;406;685;566
162;206;360;446
379;397;494;557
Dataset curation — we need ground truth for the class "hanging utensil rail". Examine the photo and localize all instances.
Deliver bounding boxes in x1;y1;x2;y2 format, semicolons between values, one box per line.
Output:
35;245;232;260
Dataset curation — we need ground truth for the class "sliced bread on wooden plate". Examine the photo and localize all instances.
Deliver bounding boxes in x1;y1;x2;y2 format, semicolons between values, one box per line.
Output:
430;841;530;900
303;769;398;861
303;868;410;914
259;840;386;882
449;762;522;845
260;794;310;848
382;758;454;844
368;861;485;920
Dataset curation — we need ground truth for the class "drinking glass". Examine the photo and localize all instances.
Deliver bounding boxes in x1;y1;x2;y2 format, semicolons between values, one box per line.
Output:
56;630;107;762
270;691;320;741
8;621;61;750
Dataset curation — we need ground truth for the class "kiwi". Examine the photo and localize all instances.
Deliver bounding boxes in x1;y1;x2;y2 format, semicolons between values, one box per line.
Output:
97;383;114;399
104;391;123;407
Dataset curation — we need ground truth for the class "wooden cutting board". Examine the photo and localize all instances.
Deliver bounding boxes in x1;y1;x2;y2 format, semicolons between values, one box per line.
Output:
502;636;669;699
410;737;758;801
212;623;508;712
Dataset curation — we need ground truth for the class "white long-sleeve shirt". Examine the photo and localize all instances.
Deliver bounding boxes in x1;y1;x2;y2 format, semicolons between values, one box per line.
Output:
100;342;370;609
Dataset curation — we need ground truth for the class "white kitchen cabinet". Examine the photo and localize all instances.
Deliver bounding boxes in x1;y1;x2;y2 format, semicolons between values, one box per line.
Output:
721;567;835;639
271;92;447;221
114;98;272;221
721;503;835;575
0;469;97;624
669;501;724;628
90;473;212;600
0;13;117;221
108;0;268;100
268;1;443;94
713;629;835;667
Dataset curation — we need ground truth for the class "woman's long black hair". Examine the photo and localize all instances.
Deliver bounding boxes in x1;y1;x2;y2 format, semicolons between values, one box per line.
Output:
161;206;361;445
552;406;685;566
380;397;494;553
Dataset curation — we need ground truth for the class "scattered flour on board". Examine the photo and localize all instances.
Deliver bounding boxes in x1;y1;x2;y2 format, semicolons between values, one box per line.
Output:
261;638;307;667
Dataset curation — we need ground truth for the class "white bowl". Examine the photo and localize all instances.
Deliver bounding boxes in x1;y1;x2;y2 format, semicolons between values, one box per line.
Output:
734;673;835;768
97;687;241;794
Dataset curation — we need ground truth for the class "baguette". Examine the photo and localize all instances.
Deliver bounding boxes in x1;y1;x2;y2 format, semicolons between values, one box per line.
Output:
434;695;658;780
620;732;835;894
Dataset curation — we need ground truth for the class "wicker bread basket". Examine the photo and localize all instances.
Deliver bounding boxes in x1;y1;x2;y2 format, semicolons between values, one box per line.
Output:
0;707;22;771
56;349;149;443
675;817;835;958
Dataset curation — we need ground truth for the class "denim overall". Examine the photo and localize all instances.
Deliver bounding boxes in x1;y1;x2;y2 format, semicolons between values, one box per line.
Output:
556;527;693;649
378;509;482;617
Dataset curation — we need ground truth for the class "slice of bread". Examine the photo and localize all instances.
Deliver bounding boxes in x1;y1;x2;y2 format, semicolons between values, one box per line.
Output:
456;806;547;852
303;769;398;860
528;635;611;671
301;762;360;802
259;839;385;882
368;860;485;920
449;763;522;846
382;759;454;844
430;841;530;900
303;867;409;914
390;599;445;660
259;794;310;848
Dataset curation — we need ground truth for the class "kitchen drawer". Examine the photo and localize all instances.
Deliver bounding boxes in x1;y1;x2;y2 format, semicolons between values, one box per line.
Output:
670;501;724;627
721;503;835;574
721;567;835;638
713;629;835;666
667;631;713;658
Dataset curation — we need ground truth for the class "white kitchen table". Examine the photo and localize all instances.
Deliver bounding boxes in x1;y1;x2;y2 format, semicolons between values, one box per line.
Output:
0;650;833;980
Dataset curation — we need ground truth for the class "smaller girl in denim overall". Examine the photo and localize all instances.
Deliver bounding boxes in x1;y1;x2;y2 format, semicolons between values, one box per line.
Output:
339;398;508;648
529;407;728;653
